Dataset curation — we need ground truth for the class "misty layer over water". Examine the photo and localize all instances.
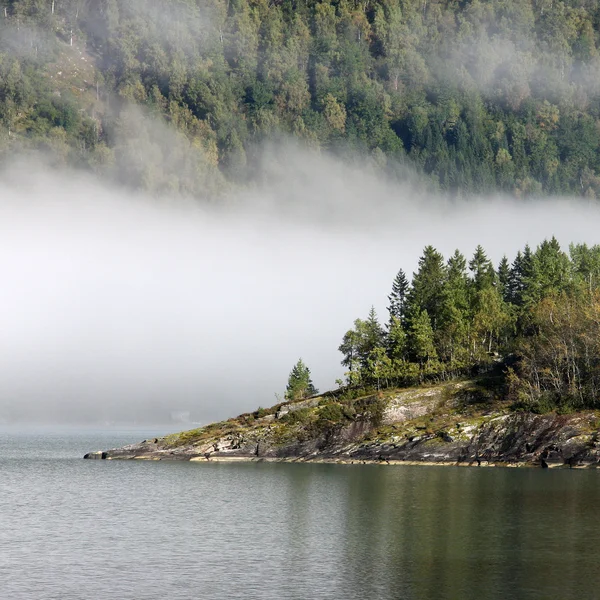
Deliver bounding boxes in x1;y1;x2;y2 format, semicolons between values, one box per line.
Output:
2;158;600;424
2;429;600;600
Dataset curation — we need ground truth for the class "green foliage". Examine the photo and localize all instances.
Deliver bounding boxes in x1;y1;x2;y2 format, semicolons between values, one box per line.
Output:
280;407;312;426
337;239;600;412
316;402;346;425
4;0;600;196
387;269;409;323
285;358;318;401
339;307;387;385
253;407;271;419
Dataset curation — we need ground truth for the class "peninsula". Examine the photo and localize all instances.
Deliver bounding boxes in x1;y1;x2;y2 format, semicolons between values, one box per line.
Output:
84;374;600;468
86;238;600;468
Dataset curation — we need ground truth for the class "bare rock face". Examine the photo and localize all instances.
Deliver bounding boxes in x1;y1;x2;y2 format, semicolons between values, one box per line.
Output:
84;380;600;468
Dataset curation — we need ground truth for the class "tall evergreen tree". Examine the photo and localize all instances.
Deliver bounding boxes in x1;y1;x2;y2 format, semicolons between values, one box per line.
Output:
498;255;511;303
508;250;525;305
469;245;496;292
387;269;409;323
438;250;470;364
285;358;318;400
525;237;571;301
365;306;386;353
405;246;446;329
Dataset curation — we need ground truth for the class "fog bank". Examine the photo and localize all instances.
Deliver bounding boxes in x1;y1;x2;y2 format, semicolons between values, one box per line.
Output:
1;151;599;425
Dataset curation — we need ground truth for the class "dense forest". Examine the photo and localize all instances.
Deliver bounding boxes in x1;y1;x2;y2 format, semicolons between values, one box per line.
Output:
2;0;600;197
328;239;600;412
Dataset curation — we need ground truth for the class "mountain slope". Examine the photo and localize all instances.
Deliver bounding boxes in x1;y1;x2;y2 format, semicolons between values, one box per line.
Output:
3;0;600;197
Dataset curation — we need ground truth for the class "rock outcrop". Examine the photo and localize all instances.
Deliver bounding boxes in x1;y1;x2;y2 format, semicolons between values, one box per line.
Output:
85;379;600;468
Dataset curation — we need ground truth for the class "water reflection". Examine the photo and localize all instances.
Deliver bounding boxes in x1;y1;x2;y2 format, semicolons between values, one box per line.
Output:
270;464;600;600
3;434;600;600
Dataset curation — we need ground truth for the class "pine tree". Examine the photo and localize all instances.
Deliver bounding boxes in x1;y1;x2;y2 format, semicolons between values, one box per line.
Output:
387;269;409;323
498;255;511;303
438;250;470;364
285;358;318;401
513;244;535;306
365;306;386;354
469;245;496;292
508;250;524;305
530;237;571;298
405;246;446;329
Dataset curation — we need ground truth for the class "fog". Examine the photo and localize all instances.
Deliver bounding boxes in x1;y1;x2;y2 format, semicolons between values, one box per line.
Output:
0;147;599;427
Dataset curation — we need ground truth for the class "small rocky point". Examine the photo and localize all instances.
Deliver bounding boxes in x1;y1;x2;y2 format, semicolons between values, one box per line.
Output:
84;379;600;468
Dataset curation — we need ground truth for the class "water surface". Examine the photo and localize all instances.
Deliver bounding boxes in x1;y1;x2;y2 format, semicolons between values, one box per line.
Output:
1;428;599;599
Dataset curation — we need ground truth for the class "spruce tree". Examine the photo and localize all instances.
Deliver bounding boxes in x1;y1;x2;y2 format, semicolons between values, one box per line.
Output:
438;250;470;364
469;245;496;292
497;255;511;303
285;359;318;401
387;269;409;323
365;306;386;354
530;237;570;298
508;250;525;305
405;246;446;329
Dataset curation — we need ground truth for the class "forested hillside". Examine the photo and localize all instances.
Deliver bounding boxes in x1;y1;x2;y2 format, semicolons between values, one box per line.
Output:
2;0;600;197
334;239;600;413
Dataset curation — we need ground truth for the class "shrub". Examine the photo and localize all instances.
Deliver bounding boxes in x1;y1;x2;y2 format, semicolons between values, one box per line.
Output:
317;402;345;424
280;407;312;425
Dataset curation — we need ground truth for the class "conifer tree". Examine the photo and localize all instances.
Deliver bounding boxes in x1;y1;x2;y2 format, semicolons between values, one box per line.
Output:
511;245;535;306
365;306;386;354
469;245;496;292
405;246;446;329
285;358;318;401
387;269;409;323
498;255;512;303
528;237;571;300
508;250;525;305
438;250;470;364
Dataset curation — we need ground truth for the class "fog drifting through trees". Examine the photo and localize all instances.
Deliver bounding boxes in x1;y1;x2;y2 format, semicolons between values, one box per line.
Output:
1;149;600;425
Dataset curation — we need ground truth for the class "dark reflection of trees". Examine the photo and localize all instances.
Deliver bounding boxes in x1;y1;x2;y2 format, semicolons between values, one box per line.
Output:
271;464;600;600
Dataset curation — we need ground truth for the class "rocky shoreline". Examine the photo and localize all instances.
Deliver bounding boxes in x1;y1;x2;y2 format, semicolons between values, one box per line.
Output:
84;380;600;469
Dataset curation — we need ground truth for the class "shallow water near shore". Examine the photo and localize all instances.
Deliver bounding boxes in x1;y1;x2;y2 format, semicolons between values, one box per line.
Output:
2;428;600;600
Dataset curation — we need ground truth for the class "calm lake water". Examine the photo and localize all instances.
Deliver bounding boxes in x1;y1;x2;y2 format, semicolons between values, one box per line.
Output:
1;428;600;600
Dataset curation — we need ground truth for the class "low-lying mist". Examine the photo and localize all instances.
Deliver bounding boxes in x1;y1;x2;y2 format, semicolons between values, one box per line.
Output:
1;147;599;426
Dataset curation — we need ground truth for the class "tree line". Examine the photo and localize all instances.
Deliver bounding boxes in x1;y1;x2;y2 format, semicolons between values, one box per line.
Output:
335;239;600;411
2;0;600;197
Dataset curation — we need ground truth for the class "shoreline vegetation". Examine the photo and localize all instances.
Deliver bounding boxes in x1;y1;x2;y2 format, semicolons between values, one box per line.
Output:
87;238;600;468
